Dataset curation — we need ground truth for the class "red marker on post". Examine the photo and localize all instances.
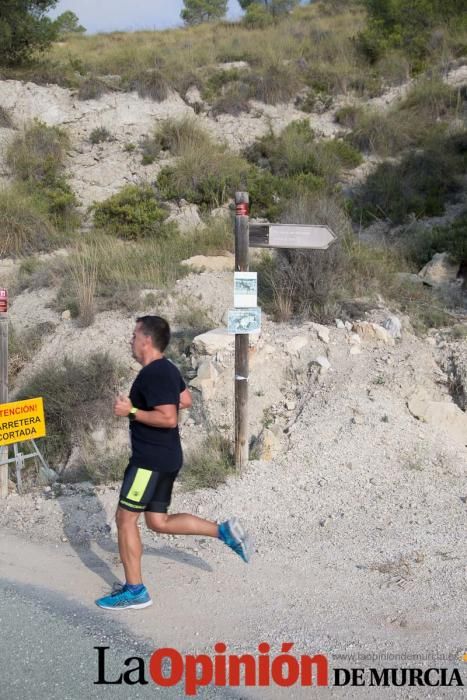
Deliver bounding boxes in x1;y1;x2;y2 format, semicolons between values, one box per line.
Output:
0;289;7;313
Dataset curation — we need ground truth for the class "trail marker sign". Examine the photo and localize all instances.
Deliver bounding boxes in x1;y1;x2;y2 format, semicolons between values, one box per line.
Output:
249;223;336;250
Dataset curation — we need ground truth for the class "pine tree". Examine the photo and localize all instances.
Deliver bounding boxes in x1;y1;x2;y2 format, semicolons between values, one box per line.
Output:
238;0;299;16
0;0;60;65
181;0;228;26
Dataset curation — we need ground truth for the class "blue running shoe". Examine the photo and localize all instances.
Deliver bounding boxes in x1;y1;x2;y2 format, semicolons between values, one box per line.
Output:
95;584;152;610
218;517;252;563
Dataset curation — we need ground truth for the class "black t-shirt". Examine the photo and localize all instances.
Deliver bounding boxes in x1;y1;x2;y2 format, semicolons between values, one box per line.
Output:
129;358;186;472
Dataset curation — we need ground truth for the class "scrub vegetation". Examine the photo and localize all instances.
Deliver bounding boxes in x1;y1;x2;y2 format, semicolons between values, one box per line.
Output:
17;353;126;470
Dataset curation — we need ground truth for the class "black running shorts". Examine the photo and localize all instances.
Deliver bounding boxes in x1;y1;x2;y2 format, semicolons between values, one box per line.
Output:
118;465;179;513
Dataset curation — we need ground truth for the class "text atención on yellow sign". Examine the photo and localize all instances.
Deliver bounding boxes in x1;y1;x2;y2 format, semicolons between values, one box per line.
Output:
0;397;46;447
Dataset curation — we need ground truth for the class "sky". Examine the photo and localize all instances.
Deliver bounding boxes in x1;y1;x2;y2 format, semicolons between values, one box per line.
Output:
48;0;245;34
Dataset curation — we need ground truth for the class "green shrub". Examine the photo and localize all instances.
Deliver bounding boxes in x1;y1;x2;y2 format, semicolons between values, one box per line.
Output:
6;120;79;229
128;70;169;101
8;321;55;379
245;120;317;176
344;107;411;156
140;117;211;164
0;187;57;257
246;62;303;104
77;77;110;100
246;168;325;220
400;78;462;122
339;80;463;158
295;88;333;113
401;210;467;267
7;121;69;184
92;184;175;240
203;68;245;101
353;133;466;224
254;191;409;322
245;120;361;184
211;82;251;116
156;116;210;154
89;127;113;144
157;146;251;208
181;432;235;490
140;135;161;165
16;353;126;468
174;296;216;332
358;0;467;65
0;106;14;128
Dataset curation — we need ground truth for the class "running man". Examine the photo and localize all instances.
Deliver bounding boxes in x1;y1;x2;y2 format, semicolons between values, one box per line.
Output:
96;315;252;610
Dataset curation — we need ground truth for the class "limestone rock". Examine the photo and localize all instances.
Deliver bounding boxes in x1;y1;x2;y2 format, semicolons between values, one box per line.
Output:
352;322;395;346
167;203;205;233
256;426;281;461
190;359;220;400
192;329;234;355
383;315;402;339
185;86;203;106
313;356;331;370
181;254;234;272
418;252;460;287
408;390;467;446
210;205;232;221
196;359;219;382
310;323;330;344
287;336;308;356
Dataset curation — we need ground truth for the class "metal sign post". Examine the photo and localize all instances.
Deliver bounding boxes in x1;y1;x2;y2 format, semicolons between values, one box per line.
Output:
234;192;250;470
0;289;8;498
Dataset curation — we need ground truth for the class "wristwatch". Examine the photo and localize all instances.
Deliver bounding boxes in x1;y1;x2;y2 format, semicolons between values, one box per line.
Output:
128;407;138;421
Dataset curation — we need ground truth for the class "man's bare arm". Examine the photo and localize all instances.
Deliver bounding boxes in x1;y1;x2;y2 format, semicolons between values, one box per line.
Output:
179;388;192;410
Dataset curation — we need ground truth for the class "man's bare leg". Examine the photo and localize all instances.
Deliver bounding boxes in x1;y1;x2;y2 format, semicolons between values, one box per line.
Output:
145;512;219;537
116;507;143;584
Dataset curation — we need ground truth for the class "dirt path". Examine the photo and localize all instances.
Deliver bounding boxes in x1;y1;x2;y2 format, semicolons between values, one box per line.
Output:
1;330;466;698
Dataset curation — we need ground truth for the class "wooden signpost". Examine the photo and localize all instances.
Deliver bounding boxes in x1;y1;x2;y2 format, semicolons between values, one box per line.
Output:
233;193;336;469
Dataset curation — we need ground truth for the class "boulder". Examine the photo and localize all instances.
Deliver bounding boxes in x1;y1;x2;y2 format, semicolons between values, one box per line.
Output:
287;336;308;356
167;203;205;233
312;356;331;370
408;390;467;447
310;323;330;344
382;315;402;339
352;321;395;346
418;252;460;287
181;254;234;272
192;329;234;355
255;426;281;461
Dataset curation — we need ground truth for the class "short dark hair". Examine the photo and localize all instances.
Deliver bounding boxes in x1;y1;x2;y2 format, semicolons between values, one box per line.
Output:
136;316;170;351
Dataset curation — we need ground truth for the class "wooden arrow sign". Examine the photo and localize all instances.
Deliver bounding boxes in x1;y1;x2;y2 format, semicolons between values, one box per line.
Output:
249;223;336;249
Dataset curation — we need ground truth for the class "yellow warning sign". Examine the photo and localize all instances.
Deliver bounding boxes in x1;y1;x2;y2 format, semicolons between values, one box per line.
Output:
0;397;46;447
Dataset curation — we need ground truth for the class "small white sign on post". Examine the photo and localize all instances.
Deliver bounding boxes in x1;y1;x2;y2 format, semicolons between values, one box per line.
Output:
228;308;261;334
234;272;257;308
